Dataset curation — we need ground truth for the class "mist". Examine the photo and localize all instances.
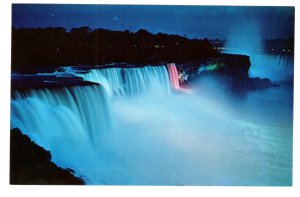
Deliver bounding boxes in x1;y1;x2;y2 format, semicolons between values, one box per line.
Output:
226;21;262;56
225;21;293;82
90;78;292;185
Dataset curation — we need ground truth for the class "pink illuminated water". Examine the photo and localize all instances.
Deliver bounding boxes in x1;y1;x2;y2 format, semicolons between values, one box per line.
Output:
167;63;180;90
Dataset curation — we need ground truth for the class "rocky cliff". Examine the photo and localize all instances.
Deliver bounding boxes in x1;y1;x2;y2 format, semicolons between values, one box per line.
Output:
177;54;277;95
10;128;84;185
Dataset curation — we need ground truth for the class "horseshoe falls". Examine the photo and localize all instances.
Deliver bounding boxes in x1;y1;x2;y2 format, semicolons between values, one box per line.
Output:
10;63;293;185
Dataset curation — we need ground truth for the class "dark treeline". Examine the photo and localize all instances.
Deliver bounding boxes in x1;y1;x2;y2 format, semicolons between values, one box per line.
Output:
12;26;217;73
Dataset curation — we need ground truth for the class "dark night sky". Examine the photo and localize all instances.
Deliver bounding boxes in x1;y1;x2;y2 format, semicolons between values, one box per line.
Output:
12;4;294;39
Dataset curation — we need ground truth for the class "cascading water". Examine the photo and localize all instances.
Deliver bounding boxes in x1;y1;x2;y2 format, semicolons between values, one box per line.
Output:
12;85;111;143
77;68;125;97
10;65;177;184
225;28;293;82
249;54;294;81
166;63;180;90
77;65;172;97
11;84;112;182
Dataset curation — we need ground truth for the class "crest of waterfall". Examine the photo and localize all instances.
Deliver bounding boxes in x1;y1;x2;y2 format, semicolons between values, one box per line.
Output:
77;68;125;97
77;65;173;97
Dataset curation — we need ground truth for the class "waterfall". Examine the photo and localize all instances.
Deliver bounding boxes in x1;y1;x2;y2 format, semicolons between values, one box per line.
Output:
123;66;171;96
11;84;112;174
11;64;181;157
10;60;293;185
10;63;185;184
11;64;178;156
10;64;177;182
11;84;111;144
249;54;294;81
166;63;180;90
76;68;125;97
77;65;172;97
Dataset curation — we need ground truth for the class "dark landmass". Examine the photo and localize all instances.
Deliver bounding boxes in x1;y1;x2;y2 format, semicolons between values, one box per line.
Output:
177;54;277;95
10;128;85;185
12;26;217;73
11;75;99;92
177;54;250;78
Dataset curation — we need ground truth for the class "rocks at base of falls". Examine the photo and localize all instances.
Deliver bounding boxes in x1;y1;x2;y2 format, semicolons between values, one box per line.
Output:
10;128;85;185
245;77;279;90
196;70;277;92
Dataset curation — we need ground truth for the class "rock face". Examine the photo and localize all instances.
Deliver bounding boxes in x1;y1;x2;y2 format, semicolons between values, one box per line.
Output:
10;128;84;185
217;54;251;79
177;54;277;95
177;54;251;80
